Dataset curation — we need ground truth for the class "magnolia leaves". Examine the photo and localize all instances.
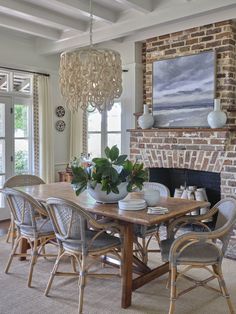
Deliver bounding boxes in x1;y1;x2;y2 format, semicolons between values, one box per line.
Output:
71;145;148;196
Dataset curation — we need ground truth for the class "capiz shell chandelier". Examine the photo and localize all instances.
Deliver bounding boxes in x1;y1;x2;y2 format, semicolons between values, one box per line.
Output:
60;48;122;112
59;0;123;113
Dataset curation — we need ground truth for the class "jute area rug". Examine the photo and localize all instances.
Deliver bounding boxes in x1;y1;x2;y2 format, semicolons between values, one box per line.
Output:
0;237;235;314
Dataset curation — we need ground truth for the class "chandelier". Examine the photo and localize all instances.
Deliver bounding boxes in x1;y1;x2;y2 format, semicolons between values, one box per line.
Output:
59;0;123;112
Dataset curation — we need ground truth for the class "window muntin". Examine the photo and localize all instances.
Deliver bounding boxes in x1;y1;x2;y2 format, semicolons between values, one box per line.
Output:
87;102;122;158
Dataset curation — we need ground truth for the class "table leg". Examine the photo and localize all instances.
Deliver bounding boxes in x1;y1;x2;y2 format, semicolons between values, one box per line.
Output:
121;222;133;308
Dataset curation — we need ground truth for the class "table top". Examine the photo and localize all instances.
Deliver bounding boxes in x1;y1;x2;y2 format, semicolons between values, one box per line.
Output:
17;182;210;226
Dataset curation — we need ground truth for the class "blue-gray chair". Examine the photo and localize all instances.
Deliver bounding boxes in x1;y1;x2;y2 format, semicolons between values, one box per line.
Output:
134;182;170;264
1;188;55;287
160;198;236;314
45;197;123;314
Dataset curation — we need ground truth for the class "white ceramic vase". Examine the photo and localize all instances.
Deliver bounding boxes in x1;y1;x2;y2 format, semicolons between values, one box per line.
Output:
87;182;128;203
138;105;154;129
207;99;227;128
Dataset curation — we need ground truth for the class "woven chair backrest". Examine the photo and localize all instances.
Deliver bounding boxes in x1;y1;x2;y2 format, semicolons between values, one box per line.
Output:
46;198;96;250
3;175;45;188
213;198;236;254
143;182;170;197
1;188;45;232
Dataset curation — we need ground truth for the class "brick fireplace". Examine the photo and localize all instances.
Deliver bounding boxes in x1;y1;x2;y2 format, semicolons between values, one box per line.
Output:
129;20;236;201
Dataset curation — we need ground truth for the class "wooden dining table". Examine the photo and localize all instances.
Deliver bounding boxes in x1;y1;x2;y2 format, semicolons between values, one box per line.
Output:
17;182;209;309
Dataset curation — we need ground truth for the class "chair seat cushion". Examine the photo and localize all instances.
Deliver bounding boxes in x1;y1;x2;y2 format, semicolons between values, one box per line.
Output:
20;218;54;237
160;238;220;264
62;230;121;253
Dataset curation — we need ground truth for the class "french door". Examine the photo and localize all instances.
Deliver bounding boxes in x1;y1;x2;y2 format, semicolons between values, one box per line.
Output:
0;96;33;219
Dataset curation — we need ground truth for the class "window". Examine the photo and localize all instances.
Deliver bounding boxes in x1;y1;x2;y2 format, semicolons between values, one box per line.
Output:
87;102;122;157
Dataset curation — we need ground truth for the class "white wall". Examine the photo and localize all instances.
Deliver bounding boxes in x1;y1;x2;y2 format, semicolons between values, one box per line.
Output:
0;29;71;181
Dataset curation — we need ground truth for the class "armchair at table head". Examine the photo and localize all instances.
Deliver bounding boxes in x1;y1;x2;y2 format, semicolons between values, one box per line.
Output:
133;182;170;264
160;197;236;314
45;197;123;314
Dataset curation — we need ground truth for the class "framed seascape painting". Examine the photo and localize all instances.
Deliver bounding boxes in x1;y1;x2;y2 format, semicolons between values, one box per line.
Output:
152;51;216;127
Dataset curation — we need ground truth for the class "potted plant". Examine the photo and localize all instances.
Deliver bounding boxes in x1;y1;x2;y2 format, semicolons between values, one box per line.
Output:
71;145;148;203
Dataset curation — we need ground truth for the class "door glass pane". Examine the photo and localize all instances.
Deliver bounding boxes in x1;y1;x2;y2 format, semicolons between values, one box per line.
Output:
88;133;101;157
0;139;5;173
14;104;29;137
0;175;5;207
0;103;5;137
88;109;101;132
107;102;121;132
107;133;121;152
14;139;29;174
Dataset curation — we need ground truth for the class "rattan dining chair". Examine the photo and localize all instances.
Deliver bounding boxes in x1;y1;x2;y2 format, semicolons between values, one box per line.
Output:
1;188;55;287
45;197;123;314
160;198;236;314
134;182;170;264
4;174;45;246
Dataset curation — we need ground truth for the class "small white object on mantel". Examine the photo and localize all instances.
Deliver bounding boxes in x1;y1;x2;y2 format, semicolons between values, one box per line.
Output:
138;104;154;129
207;98;227;128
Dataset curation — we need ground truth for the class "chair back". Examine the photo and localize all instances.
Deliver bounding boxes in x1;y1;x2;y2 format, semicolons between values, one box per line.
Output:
46;198;97;252
1;188;47;234
143;182;170;197
213;198;236;254
3;174;45;188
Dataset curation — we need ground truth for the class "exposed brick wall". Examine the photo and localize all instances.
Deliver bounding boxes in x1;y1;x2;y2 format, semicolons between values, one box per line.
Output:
143;20;236;125
130;20;236;200
129;129;236;198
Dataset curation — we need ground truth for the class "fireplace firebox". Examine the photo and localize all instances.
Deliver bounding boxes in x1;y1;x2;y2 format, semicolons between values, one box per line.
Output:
149;168;221;208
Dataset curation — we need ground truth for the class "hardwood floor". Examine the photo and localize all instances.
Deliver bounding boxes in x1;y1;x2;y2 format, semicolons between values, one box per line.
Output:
0;219;10;237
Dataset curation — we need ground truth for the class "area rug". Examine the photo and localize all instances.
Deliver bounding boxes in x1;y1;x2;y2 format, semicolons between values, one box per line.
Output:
0;237;235;314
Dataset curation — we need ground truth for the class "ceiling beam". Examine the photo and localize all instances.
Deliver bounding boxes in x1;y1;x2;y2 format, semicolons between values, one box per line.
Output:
0;13;61;40
51;0;118;23
37;1;236;54
117;0;153;13
0;0;87;31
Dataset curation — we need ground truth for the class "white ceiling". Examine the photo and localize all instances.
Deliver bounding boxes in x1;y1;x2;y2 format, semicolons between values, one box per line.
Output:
0;0;235;55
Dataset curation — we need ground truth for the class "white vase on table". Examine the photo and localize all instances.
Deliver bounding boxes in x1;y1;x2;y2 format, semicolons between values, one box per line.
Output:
207;99;227;128
138;104;154;129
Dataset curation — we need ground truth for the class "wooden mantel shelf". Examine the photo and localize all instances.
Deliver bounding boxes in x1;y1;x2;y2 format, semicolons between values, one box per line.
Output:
127;127;236;132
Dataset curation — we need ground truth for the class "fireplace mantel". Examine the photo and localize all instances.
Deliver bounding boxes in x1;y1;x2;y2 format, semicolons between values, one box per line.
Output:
127;127;236;133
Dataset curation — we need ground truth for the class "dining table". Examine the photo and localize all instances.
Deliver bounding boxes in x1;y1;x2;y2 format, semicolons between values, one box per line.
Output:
17;182;210;309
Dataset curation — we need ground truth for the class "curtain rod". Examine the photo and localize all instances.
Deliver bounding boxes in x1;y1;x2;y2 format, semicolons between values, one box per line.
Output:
0;65;50;77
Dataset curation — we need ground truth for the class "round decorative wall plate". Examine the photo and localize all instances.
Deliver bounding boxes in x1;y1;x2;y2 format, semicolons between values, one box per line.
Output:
55;106;65;117
55;120;66;132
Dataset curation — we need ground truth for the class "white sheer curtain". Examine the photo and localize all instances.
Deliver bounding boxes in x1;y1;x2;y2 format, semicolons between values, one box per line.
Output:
38;76;54;183
70;109;84;160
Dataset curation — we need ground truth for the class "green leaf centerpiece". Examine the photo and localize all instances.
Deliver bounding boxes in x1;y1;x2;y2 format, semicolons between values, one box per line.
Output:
71;145;148;203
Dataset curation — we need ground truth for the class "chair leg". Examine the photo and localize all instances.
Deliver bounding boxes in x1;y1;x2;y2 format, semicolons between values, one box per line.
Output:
45;250;63;296
27;239;39;287
213;264;235;314
169;266;177;314
78;255;86;314
5;236;21;273
71;256;77;272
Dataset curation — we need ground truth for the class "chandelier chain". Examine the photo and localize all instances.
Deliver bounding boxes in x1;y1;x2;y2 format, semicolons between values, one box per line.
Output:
89;0;93;47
